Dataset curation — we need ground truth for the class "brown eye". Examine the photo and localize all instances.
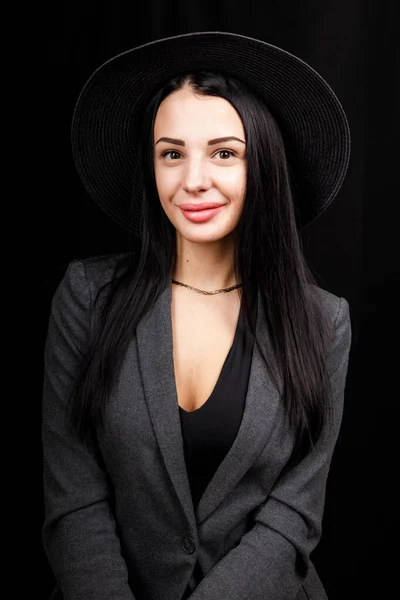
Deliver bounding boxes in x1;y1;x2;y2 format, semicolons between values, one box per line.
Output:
161;150;181;160
215;150;235;159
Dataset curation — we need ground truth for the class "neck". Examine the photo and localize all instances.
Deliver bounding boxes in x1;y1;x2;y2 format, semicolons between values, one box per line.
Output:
173;233;238;290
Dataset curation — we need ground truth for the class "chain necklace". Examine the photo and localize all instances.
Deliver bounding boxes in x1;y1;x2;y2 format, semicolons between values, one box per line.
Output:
171;279;243;295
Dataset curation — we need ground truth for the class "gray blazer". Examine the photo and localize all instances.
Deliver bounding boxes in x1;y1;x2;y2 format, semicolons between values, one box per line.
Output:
42;255;351;600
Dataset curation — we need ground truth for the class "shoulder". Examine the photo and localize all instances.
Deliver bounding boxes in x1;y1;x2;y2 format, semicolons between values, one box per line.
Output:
46;252;132;355
309;284;349;326
49;252;131;325
60;251;131;301
310;284;351;344
70;250;131;286
309;284;352;376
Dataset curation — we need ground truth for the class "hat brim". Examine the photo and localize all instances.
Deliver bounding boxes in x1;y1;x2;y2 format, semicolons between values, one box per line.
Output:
71;31;351;232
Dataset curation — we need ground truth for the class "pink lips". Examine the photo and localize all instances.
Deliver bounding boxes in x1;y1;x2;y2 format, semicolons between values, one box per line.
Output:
179;203;224;211
179;202;225;223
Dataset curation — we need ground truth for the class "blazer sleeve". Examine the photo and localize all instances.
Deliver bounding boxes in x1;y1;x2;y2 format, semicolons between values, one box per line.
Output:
189;296;352;600
42;260;135;600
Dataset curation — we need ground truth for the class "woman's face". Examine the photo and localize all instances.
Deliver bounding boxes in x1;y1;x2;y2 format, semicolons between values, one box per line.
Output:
153;85;247;244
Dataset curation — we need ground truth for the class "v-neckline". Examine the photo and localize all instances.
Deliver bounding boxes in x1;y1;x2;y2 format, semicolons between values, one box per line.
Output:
135;277;282;527
178;303;243;415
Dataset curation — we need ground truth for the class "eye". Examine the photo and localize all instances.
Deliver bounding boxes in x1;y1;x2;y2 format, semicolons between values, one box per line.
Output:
214;149;236;160
160;150;182;160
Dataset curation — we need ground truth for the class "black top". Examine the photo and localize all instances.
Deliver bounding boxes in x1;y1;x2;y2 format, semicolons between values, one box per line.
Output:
179;284;258;597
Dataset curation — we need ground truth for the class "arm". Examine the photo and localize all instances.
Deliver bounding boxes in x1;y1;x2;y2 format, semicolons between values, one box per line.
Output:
189;297;352;600
42;260;135;600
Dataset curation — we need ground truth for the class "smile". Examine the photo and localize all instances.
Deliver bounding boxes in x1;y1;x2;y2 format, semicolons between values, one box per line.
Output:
179;205;225;223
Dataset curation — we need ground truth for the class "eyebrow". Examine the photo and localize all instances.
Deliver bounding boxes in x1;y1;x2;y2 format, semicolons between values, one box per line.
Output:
155;136;245;146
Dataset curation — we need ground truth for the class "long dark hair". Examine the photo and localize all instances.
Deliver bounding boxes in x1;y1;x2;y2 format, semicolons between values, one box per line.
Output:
69;71;332;460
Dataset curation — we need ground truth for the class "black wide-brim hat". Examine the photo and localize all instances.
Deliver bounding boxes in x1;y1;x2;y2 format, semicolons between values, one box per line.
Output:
71;31;351;233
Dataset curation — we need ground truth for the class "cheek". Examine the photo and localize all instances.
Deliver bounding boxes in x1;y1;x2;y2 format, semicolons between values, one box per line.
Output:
155;168;180;202
219;168;246;200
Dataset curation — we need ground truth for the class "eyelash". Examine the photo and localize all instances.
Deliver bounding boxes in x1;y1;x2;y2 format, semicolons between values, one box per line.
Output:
159;149;237;160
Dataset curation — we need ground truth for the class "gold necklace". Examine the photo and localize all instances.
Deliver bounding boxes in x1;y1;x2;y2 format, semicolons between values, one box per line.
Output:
171;279;243;295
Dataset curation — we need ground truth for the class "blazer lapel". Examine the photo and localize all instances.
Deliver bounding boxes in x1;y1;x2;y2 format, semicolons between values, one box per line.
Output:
136;282;197;531
136;282;282;530
195;286;282;524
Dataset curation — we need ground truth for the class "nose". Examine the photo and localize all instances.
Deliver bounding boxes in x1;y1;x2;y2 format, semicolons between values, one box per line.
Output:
181;156;212;193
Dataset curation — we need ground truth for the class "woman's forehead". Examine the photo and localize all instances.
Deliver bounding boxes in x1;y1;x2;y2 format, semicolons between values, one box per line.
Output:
154;87;245;139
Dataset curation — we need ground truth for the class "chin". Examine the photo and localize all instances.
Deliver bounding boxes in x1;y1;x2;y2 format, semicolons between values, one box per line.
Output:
178;226;233;245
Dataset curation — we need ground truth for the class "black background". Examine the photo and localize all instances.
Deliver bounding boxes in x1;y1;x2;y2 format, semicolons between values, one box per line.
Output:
41;1;398;597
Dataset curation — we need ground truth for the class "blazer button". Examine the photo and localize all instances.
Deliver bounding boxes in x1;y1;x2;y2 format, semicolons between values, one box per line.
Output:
182;535;196;554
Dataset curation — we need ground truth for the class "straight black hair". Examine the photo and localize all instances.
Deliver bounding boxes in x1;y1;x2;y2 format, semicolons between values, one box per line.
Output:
68;71;333;462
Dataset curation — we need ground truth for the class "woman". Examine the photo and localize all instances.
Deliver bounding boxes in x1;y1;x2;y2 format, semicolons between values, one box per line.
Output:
42;32;352;600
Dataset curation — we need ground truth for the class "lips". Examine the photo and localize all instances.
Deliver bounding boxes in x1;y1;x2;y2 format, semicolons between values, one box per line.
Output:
179;204;225;223
179;202;224;211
